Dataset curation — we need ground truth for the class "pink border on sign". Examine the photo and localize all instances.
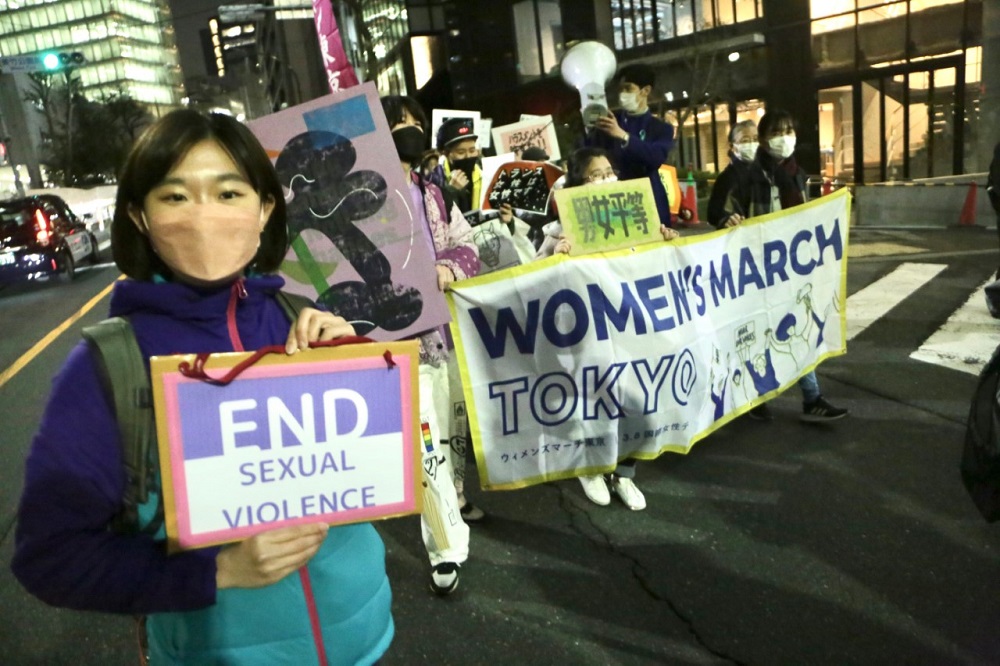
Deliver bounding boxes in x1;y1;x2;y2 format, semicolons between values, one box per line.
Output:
160;354;416;549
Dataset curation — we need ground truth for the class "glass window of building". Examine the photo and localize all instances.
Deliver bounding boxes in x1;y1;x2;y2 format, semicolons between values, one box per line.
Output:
613;0;761;53
513;0;563;81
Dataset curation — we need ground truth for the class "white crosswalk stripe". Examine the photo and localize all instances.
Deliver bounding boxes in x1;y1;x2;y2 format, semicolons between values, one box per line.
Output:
846;262;947;341
846;259;1000;375
910;277;998;375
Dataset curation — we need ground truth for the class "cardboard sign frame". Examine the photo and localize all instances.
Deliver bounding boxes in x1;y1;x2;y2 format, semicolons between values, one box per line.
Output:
150;341;421;552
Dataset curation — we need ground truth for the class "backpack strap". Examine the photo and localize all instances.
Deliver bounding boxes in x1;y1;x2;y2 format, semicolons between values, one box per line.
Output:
81;292;314;535
275;290;316;323
82;317;160;535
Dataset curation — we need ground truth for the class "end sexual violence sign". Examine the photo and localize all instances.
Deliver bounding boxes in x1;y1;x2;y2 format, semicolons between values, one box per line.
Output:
149;341;421;552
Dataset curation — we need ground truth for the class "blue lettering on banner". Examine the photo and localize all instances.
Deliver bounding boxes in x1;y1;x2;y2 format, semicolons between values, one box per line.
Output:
489;349;696;433
464;220;843;358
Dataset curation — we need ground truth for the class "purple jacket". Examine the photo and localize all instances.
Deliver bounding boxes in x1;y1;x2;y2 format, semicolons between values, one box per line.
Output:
411;173;480;366
12;275;393;664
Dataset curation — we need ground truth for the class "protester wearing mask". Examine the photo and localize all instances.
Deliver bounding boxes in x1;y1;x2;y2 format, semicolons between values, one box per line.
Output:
431;117;482;215
382;95;483;596
746;109;850;424
583;63;675;227
707;120;772;228
543;147;679;511
757;109;807;211
12;109;393;665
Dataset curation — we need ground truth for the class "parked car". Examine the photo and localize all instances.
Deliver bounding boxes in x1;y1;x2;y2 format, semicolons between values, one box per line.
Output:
0;195;99;282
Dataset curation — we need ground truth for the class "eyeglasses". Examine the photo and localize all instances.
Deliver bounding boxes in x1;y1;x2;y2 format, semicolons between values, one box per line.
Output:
586;169;616;182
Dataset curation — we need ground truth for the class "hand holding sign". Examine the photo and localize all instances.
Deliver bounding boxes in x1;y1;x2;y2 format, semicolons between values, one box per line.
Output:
285;308;356;355
216;522;329;589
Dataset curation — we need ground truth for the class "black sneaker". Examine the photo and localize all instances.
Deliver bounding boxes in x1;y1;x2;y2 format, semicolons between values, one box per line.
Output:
801;396;849;422
429;562;460;596
747;403;773;421
460;502;486;523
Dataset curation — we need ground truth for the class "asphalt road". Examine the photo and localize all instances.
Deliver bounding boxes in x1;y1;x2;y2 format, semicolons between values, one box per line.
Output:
1;227;999;665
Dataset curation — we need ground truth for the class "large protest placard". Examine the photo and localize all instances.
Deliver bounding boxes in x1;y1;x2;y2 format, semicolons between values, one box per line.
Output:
248;83;448;340
150;341;421;551
447;189;850;489
553;178;663;254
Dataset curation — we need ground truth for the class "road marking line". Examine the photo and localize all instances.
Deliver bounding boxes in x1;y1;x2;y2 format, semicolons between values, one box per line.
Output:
0;280;117;391
910;276;998;375
846;262;947;341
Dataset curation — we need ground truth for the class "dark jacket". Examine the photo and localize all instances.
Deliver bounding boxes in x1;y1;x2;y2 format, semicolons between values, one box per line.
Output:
708;154;774;228
584;109;674;226
12;275;393;665
757;147;805;211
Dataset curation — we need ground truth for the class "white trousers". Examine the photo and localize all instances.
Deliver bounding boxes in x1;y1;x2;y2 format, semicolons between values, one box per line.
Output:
419;363;469;566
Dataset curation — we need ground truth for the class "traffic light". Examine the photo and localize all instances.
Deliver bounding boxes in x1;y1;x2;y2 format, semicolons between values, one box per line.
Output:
41;51;86;71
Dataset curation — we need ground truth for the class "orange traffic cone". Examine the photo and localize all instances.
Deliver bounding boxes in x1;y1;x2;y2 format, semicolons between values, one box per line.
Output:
958;182;978;226
679;173;699;226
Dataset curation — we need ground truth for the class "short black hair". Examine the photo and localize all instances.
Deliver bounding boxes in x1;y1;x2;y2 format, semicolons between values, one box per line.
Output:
380;95;429;131
565;146;611;188
112;109;287;280
758;109;796;139
617;63;655;91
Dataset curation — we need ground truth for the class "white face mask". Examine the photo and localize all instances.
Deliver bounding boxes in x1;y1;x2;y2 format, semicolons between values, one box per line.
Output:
768;135;796;159
618;92;640;113
734;142;758;162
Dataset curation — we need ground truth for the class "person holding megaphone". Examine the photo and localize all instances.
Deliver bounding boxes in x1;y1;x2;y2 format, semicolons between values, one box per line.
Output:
583;63;675;228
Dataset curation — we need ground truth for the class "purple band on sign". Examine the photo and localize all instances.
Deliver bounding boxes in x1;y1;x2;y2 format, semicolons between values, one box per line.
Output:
177;366;402;461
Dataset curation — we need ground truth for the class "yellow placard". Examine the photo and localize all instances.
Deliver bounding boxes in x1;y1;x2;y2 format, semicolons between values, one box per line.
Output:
553;178;662;255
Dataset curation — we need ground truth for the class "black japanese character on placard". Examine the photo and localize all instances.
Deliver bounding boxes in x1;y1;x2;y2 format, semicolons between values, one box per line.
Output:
275;130;422;335
590;194;614;240
627;191;649;234
608;192;630;237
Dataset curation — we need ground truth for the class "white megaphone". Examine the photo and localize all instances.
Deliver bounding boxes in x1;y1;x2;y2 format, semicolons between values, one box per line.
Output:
560;41;617;127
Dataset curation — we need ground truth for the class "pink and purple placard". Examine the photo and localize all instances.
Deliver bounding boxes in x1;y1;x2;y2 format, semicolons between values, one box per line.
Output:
149;342;421;552
247;82;449;342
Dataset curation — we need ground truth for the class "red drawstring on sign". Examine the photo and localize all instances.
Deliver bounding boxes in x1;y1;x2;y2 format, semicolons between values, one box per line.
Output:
178;335;395;386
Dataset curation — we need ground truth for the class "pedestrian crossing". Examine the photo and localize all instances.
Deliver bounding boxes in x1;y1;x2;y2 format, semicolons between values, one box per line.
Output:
846;261;998;376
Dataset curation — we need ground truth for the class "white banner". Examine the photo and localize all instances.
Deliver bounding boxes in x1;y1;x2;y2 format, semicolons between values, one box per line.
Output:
447;189;851;489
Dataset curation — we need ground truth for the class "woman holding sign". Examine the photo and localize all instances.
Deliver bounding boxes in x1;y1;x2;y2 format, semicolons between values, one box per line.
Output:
706;111;849;424
545;147;679;511
12;110;393;665
382;95;482;597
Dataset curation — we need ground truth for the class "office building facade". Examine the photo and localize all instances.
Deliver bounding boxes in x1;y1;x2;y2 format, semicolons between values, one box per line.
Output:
0;0;184;107
390;0;988;183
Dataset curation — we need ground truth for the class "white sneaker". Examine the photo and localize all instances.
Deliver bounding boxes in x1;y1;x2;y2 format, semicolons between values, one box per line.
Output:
578;475;610;506
611;476;646;511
